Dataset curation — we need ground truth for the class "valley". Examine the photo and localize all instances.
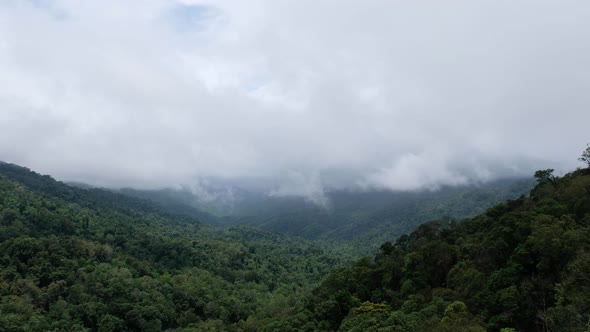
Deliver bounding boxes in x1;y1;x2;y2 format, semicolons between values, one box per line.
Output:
2;162;587;331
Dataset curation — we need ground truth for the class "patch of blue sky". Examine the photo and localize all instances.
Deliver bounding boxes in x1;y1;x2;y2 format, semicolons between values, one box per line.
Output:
21;0;68;20
244;76;270;94
167;3;218;33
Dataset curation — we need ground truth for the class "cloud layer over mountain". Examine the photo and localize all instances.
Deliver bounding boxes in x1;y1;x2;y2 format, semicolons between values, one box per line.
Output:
1;0;589;196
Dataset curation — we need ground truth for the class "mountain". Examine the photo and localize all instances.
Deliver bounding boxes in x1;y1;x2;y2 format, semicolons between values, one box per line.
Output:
3;161;588;331
0;163;341;331
116;187;225;225
119;178;535;256
304;168;590;331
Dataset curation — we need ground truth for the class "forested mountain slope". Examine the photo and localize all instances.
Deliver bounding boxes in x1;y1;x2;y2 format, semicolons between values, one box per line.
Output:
251;180;534;256
0;163;341;331
121;178;534;257
305;168;590;331
3;162;587;332
0;162;217;226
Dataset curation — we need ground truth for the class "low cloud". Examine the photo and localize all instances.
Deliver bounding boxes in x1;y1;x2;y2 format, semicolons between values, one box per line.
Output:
1;0;589;200
365;152;470;192
269;171;330;208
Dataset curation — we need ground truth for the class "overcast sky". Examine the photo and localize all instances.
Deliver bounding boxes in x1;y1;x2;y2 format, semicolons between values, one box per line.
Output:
1;0;589;197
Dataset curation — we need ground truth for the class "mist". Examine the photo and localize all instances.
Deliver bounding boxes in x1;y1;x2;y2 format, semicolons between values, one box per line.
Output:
1;0;589;200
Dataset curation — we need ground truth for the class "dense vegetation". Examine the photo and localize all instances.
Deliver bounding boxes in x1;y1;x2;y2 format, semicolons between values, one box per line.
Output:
305;168;590;331
124;179;534;257
0;163;340;331
2;160;589;331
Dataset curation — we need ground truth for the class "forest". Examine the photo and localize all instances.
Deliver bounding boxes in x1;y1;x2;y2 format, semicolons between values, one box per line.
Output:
306;167;590;331
2;1;589;331
1;161;589;331
0;162;340;331
121;178;534;257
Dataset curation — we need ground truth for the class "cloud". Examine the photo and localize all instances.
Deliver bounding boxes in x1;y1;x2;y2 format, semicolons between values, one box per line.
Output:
364;151;470;192
270;171;330;208
0;0;589;198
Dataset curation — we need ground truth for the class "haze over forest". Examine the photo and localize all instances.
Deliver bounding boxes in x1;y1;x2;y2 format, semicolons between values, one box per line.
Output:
3;1;590;332
1;0;590;201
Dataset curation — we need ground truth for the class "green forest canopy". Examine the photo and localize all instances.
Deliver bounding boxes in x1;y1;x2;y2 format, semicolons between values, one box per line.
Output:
1;161;590;331
0;163;340;331
307;167;590;331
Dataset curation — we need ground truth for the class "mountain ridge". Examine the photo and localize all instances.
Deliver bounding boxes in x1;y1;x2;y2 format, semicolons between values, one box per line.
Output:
305;167;590;331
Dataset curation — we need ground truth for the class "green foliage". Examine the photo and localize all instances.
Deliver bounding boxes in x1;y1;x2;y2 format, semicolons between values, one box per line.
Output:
579;144;590;168
339;302;392;331
534;169;555;184
1;161;587;332
306;168;590;331
0;163;342;331
197;177;535;257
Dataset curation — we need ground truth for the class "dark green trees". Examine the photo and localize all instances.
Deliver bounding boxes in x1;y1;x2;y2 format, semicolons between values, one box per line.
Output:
579;144;590;169
0;163;341;331
534;169;555;184
307;167;590;331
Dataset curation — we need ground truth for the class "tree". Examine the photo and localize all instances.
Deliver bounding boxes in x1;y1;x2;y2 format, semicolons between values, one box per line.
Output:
534;169;555;184
579;144;590;169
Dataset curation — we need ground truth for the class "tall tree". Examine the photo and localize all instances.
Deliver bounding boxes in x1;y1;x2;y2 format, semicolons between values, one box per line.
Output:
579;144;590;169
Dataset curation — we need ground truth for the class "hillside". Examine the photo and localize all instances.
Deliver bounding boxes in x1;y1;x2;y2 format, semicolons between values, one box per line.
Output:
2;162;589;331
0;163;341;331
120;179;534;257
304;168;590;331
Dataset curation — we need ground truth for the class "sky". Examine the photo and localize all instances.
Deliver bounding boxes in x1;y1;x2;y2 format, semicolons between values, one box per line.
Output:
1;0;589;200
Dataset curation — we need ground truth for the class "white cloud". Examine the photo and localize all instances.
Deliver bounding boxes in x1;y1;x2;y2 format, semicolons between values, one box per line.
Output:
269;170;330;207
1;0;589;197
